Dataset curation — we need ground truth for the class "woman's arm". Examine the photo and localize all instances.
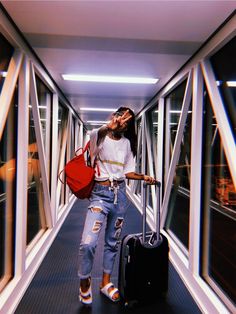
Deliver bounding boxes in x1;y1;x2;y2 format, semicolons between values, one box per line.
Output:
97;125;110;145
125;172;156;184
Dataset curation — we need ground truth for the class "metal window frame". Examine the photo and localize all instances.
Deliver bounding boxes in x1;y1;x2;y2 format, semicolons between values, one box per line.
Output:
29;62;52;229
0;49;23;292
0;8;80;314
0;49;23;138
14;56;30;277
161;70;193;226
199;58;236;313
201;59;236;186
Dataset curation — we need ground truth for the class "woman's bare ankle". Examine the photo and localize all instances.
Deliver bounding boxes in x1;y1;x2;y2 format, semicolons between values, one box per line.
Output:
80;277;90;292
101;272;111;287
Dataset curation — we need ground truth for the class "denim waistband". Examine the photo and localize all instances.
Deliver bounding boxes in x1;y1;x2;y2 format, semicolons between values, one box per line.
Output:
94;179;125;187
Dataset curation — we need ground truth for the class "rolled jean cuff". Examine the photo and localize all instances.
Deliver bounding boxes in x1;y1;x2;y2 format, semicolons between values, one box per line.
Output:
103;268;112;275
78;271;91;279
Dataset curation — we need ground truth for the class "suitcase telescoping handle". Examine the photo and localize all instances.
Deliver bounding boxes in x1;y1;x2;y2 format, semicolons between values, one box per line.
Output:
142;181;161;245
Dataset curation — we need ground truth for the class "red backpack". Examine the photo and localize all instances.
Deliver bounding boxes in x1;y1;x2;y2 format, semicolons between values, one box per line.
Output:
59;141;97;199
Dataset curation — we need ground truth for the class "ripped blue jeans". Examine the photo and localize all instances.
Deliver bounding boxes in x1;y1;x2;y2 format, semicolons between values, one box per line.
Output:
78;181;130;279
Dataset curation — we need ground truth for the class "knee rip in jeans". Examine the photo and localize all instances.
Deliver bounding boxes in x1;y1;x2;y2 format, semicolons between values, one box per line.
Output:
114;228;122;239
115;240;121;250
115;217;124;229
90;206;103;213
92;220;103;233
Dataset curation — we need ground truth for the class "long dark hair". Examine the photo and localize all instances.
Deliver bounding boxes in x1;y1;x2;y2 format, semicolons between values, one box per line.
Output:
115;107;137;157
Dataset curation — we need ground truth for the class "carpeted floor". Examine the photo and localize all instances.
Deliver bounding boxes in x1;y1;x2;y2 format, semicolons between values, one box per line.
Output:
15;198;202;314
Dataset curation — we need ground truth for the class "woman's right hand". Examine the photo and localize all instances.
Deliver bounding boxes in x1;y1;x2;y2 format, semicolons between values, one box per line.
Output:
107;110;132;131
143;175;156;184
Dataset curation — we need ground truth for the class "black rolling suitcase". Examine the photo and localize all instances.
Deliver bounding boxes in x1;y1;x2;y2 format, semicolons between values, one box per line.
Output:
118;181;169;306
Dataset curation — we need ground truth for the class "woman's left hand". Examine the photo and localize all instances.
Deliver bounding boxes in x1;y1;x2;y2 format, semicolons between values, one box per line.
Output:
143;175;156;184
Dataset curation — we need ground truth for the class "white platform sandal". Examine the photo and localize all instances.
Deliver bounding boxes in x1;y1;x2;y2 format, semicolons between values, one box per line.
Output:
79;278;92;305
100;282;120;302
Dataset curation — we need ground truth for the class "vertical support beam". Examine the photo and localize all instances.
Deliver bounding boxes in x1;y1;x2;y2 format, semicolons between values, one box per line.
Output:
50;93;59;225
164;97;170;188
141;114;146;209
157;98;165;205
15;56;29;276
189;64;204;275
45;93;52;177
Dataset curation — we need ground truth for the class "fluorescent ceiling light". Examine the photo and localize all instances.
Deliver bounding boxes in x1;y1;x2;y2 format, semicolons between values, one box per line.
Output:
0;71;7;77
169;110;192;114
86;120;108;124
227;81;236;87
80;107;117;112
29;105;47;109
153;122;177;125
62;74;158;84
216;80;236;87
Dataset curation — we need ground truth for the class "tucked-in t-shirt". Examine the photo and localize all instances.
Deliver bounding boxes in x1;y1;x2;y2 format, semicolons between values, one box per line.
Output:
89;128;135;181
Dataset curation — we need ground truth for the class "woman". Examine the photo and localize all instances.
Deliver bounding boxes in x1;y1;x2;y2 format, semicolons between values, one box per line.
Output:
78;107;155;305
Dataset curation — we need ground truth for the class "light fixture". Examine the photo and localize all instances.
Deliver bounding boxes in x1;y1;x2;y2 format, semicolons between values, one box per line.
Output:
62;74;158;84
154;110;192;113
0;71;7;77
216;80;236;87
86;120;108;125
153;122;177;125
80;107;117;112
227;81;236;87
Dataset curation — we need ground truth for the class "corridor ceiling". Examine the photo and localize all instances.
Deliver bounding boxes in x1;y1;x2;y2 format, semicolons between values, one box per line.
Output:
1;1;236;128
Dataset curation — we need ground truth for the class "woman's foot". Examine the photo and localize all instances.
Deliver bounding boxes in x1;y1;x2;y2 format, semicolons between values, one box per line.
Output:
100;282;120;302
79;277;92;305
100;273;119;302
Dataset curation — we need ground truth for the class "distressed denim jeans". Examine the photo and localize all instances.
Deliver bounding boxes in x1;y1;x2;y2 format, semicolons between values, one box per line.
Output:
78;181;130;279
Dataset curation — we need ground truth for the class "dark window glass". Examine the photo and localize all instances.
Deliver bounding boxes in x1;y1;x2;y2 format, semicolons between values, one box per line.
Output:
201;89;236;304
134;119;142;195
146;105;159;208
71;116;76;159
58;102;69;207
0;33;14;94
210;36;236;140
164;80;187;186
0;88;17;291
35;75;53;192
165;103;192;251
27;106;46;245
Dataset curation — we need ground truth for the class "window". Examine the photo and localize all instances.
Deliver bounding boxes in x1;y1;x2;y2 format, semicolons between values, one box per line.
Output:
27;106;46;246
165;104;192;251
0;33;14;95
0;34;16;291
210;36;236;139
201;88;236;305
70;116;76;160
35;75;53;190
0;89;17;291
134;119;142;195
57;102;69;207
146;105;159;208
164;80;187;185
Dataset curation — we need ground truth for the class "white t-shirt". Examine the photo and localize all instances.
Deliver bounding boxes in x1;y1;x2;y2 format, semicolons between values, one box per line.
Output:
89;128;135;181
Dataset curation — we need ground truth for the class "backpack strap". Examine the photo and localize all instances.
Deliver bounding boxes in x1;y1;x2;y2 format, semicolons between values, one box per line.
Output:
84;140;100;176
58;169;65;184
82;140;91;154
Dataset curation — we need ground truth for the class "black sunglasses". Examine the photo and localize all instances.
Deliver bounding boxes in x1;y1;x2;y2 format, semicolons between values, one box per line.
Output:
114;111;125;117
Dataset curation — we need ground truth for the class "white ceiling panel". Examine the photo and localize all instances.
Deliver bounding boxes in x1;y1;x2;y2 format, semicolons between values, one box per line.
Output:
1;0;235;126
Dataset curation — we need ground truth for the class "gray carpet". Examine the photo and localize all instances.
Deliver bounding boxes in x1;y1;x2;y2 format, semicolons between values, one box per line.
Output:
15;198;202;314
